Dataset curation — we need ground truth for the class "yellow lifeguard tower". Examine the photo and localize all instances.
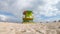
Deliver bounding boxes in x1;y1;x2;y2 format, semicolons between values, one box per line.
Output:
23;10;33;23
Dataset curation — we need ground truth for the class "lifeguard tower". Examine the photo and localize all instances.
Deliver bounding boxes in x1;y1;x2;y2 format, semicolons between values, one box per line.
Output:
23;10;33;23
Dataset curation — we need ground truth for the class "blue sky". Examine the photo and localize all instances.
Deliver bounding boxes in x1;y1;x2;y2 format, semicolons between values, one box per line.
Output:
0;0;60;23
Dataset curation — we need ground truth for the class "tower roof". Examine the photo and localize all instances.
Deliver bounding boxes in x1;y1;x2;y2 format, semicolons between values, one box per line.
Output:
23;10;33;15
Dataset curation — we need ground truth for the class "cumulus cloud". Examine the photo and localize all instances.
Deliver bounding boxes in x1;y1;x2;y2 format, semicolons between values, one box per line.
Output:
0;0;60;22
0;15;7;21
0;14;20;22
37;0;60;17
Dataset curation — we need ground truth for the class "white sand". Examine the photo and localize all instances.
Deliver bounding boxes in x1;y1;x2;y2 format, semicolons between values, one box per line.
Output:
0;22;60;34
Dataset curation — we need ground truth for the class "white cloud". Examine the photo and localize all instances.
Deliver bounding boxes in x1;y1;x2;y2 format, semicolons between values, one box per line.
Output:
0;0;60;22
37;0;60;17
0;14;20;22
0;15;7;21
